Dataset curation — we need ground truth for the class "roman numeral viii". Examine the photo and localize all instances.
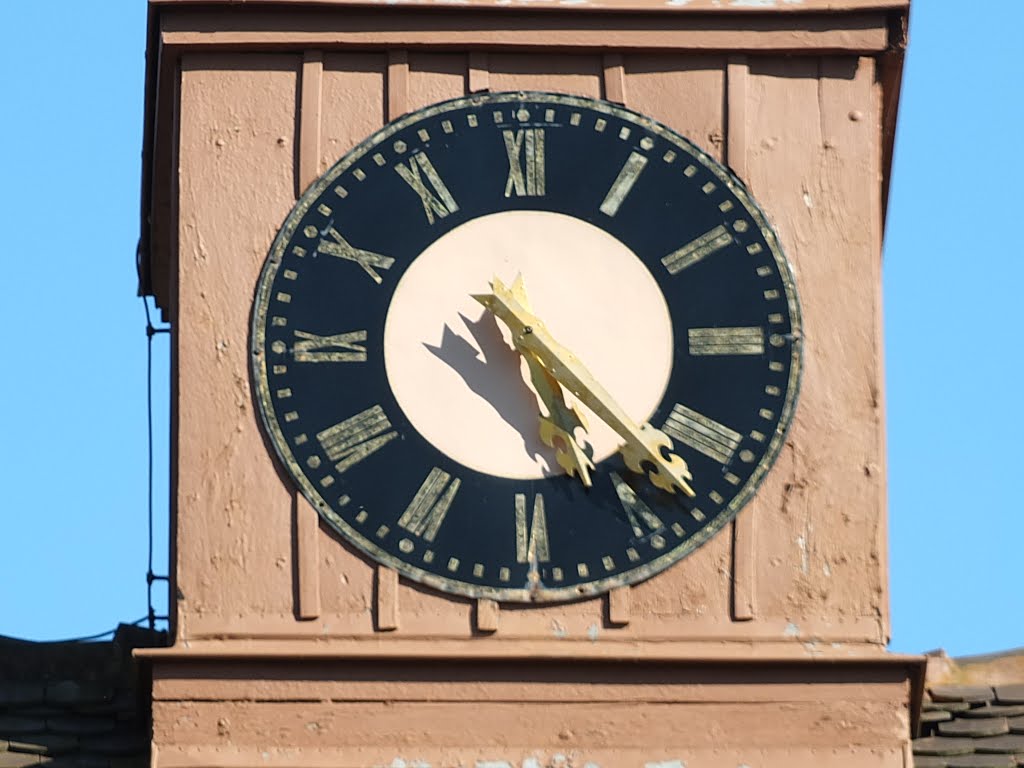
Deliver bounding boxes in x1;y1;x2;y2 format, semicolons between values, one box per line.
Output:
316;405;397;473
503;129;546;197
515;493;550;564
398;468;461;542
395;152;459;225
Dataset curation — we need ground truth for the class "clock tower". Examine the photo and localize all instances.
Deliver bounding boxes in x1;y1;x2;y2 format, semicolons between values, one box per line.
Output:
138;2;922;767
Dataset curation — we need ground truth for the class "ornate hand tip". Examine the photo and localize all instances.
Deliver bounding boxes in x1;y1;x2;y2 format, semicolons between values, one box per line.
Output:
509;272;530;303
621;426;696;497
471;292;494;309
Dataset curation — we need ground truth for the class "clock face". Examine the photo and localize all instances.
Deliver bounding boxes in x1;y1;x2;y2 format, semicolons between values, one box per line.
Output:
252;92;801;603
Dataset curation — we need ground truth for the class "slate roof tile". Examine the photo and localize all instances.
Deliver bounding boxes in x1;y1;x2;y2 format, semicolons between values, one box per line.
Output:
928;702;975;713
0;720;44;737
41;722;113;740
945;755;1017;768
44;686;111;710
963;705;1024;719
996;686;1024;705
0;753;42;768
973;735;1024;754
916;677;1024;766
78;734;148;758
915;737;978;756
0;687;45;709
932;686;998;703
939;718;1011;738
6;736;77;757
0;626;164;768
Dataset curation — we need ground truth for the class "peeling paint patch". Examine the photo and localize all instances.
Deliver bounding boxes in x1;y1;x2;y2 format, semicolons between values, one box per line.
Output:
587;623;600;641
665;0;693;5
475;762;513;768
551;620;568;638
796;534;809;574
784;621;800;637
729;0;777;6
645;762;686;768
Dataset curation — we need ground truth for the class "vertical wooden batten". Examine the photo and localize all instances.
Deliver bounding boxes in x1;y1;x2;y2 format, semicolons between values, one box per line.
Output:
298;51;323;196
475;599;499;633
376;48;409;632
294;495;321;620
608;586;630;626
468;52;490;93
727;55;756;622
293;50;324;621
387;50;410;121
375;563;399;631
602;53;626;105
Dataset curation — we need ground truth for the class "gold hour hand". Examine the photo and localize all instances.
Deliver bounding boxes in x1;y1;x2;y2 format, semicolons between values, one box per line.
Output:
504;275;594;486
474;275;695;497
524;351;595;487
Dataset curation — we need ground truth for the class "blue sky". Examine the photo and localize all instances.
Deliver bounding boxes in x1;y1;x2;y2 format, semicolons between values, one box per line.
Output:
0;1;1019;656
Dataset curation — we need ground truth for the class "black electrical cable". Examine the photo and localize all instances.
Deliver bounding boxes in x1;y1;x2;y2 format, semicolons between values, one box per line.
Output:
142;294;170;631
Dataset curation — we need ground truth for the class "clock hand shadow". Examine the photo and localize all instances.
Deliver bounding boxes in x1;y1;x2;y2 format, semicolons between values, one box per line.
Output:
423;310;555;468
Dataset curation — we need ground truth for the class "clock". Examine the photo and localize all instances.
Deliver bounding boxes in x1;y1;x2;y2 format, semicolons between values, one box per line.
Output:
251;91;801;603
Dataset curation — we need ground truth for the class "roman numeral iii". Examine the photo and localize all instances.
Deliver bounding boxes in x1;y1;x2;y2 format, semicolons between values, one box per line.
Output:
503;128;546;197
395;152;459;224
293;329;367;363
398;468;461;542
687;327;764;356
515;493;550;564
316;405;397;473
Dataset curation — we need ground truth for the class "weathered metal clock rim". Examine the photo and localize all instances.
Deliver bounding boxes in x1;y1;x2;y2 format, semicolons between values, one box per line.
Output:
251;90;803;604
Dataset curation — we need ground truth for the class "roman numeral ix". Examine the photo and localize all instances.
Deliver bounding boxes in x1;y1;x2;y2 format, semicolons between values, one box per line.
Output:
293;329;367;363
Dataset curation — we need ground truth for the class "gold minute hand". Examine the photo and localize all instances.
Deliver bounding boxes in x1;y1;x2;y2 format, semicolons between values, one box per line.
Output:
474;276;696;497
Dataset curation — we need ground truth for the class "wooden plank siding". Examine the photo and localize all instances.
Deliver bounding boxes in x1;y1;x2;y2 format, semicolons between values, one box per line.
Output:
170;48;890;647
